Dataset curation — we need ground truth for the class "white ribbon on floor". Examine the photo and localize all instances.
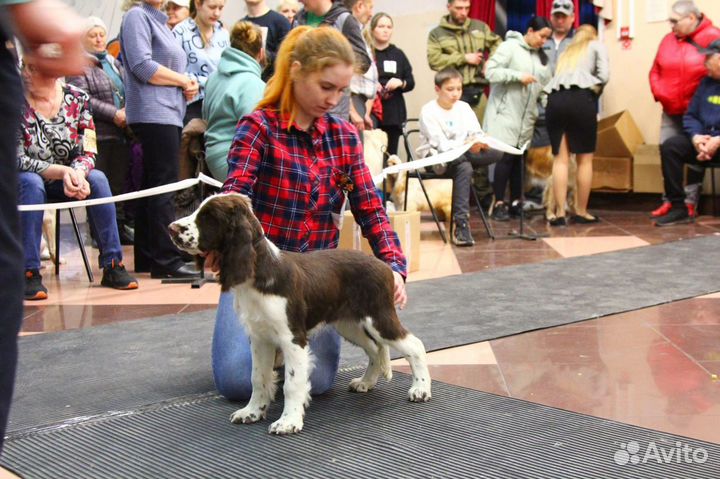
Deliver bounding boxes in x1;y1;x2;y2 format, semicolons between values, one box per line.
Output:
17;173;223;212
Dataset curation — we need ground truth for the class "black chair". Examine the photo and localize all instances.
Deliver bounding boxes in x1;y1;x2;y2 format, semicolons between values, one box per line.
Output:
54;208;94;282
401;119;494;242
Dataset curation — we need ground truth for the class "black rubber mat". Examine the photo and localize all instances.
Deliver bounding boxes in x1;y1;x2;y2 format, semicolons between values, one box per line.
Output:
3;370;719;479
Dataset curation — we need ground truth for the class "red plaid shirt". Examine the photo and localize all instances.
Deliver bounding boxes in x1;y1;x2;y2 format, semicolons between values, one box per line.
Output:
223;108;407;277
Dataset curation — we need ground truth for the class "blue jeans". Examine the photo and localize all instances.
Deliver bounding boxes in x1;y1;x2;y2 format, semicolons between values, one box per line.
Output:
18;169;123;270
212;292;342;401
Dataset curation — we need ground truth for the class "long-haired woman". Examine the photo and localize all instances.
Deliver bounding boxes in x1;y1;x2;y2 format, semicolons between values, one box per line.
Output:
369;12;414;156
208;26;408;401
172;0;229;123
544;24;609;225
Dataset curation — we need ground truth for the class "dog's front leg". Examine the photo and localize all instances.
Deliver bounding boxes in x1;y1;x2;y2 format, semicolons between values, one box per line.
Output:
230;338;276;425
268;342;312;435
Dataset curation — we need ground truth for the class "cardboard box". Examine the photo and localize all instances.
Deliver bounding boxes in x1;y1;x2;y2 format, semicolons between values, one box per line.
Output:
596;110;645;158
337;210;421;273
592;156;633;191
633;144;664;193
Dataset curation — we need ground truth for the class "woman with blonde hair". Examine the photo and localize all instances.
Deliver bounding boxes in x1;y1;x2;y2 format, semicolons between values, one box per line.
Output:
544;24;609;226
202;21;265;180
207;26;408;401
276;0;300;25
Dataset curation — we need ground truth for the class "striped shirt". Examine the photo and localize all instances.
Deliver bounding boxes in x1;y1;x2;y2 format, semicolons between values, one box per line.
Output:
120;3;187;127
222;108;407;277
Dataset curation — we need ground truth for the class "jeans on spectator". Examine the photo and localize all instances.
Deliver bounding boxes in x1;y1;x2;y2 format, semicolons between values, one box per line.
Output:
660;113;705;205
0;43;25;457
661;134;719;208
18;169;123;270
212;291;342;401
450;149;503;221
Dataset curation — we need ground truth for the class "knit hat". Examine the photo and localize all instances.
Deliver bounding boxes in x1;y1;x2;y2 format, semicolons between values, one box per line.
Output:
84;16;107;35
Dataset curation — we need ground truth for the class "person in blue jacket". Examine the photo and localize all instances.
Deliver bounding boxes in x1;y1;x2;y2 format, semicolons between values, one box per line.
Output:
657;39;720;226
202;21;266;180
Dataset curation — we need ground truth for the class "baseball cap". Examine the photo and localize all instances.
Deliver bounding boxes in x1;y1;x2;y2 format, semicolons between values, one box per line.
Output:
551;0;575;16
699;39;720;56
167;0;190;7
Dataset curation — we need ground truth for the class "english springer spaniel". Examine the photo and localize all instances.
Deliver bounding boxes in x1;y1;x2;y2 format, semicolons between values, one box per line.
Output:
169;194;431;435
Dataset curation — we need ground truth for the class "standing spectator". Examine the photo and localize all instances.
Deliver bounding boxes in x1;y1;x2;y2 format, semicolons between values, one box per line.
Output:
345;0;376;133
293;0;371;120
0;1;85;474
203;21;265;180
427;0;502;210
166;0;191;29
649;0;720;219
121;0;201;278
277;0;300;25
209;26;407;401
656;40;720;226
173;0;229;123
370;12;414;156
543;0;575;72
67;16;134;245
244;0;290;81
544;25;609;226
484;16;553;221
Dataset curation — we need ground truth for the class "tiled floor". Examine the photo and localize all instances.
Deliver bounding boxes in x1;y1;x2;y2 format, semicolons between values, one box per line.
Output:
19;194;720;446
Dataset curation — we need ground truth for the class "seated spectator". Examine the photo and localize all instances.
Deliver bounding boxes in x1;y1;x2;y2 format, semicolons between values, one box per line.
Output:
17;60;139;300
173;0;230;124
418;67;502;246
67;16;134;245
203;21;266;180
657;40;720;226
166;0;191;29
649;0;720;219
276;0;300;25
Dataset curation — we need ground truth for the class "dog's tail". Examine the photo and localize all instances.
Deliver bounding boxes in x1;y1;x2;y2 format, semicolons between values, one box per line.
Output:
378;344;392;381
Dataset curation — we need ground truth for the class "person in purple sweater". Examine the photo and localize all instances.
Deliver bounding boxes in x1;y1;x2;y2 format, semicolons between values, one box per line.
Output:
120;0;201;278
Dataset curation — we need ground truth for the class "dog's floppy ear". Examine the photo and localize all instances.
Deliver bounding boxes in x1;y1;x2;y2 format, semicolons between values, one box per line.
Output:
219;198;258;291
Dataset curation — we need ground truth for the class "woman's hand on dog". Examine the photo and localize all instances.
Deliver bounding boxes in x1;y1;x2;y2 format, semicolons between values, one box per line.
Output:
393;271;407;310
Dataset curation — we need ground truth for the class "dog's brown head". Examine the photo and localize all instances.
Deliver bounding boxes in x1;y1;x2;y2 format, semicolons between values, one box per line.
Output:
169;194;264;291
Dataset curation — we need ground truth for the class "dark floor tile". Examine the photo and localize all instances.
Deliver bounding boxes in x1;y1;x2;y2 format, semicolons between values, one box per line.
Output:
21;304;188;332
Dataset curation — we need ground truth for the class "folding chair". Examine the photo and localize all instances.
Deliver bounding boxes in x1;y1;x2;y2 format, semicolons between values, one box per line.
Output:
55;208;94;282
401;119;494;242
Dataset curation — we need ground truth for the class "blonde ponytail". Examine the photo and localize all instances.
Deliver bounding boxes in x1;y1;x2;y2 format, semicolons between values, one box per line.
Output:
555;25;598;75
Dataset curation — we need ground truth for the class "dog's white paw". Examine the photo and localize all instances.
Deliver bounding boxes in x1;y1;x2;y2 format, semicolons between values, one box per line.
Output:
348;377;376;393
268;415;303;435
230;406;267;424
408;385;431;403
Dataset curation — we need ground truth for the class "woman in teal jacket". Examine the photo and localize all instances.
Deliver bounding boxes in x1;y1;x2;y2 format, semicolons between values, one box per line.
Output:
203;21;265;180
483;17;552;221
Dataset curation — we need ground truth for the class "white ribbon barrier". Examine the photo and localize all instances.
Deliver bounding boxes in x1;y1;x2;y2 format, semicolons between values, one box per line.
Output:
18;173;224;212
372;135;528;185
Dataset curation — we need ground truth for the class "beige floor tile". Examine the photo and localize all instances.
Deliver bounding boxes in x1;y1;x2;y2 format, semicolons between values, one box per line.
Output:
391;341;496;366
543;235;649;258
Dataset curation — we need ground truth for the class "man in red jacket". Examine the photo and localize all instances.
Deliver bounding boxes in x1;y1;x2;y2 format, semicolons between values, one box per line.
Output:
649;0;720;219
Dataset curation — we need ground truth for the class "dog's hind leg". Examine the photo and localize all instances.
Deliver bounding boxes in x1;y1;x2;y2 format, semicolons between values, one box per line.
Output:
269;341;312;435
230;338;276;425
334;319;391;393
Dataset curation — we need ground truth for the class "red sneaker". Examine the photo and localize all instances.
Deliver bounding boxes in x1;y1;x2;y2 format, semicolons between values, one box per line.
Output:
687;203;697;218
651;202;672;217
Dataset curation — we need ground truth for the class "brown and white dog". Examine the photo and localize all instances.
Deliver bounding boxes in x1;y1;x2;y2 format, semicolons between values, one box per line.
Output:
168;194;431;435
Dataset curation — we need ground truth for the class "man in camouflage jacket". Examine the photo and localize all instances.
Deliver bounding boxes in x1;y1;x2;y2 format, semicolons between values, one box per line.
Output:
427;0;502;204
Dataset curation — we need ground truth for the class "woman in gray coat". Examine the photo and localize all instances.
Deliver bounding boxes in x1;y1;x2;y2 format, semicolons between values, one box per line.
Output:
484;17;553;221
